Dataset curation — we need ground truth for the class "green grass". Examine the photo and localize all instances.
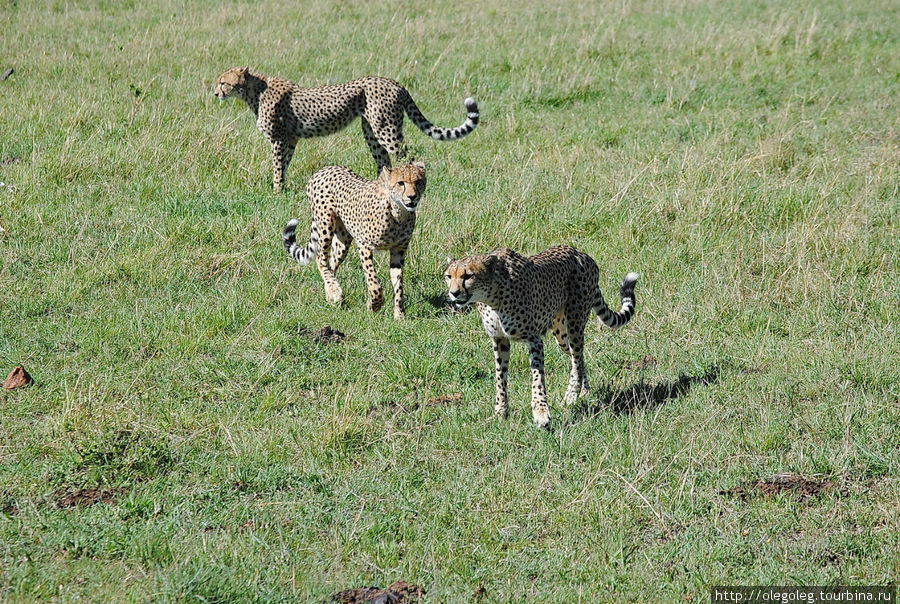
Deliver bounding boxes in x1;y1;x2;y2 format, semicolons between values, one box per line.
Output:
1;0;898;601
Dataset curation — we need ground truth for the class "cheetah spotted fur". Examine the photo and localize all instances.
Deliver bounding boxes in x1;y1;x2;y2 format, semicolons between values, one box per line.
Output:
283;162;427;320
215;67;478;192
444;246;638;428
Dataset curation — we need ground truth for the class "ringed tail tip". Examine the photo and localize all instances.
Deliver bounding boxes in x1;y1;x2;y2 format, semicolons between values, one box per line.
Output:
624;272;639;285
283;218;299;244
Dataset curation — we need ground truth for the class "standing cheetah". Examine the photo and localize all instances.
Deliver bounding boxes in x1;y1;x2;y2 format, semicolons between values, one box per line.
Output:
444;246;638;428
214;67;479;192
283;162;426;320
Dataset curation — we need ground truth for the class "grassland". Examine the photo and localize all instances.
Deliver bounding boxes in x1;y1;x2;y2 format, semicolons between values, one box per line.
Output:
0;0;898;601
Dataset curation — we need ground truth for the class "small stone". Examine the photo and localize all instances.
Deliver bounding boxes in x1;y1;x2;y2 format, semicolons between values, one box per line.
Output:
3;366;32;389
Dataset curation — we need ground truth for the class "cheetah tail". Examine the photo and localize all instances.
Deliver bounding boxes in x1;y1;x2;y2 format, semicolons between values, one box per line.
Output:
595;272;639;329
283;218;318;266
403;91;479;141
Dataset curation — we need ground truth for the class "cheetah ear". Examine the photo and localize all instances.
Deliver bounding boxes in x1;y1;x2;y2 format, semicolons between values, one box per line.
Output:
237;66;249;76
413;160;426;172
379;166;392;181
445;256;454;266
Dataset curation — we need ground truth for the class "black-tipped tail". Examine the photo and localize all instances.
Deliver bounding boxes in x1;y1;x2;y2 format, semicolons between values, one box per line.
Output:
283;218;318;265
405;93;479;141
595;272;638;329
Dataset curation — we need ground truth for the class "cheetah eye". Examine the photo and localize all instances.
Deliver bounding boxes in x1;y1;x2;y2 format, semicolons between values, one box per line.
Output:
463;273;473;281
396;181;405;188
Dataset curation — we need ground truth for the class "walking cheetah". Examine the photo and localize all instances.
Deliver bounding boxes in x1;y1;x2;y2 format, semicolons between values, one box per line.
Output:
283;162;427;320
215;67;478;192
444;246;638;428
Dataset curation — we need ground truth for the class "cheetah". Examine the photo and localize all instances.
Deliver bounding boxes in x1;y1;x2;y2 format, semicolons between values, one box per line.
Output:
214;67;479;192
283;162;427;320
444;246;638;428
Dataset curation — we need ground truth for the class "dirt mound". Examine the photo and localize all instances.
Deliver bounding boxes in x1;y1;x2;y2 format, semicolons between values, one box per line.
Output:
327;581;424;603
309;326;348;344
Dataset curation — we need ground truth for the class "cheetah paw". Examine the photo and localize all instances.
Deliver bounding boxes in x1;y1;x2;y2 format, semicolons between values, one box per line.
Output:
532;407;551;429
325;286;343;305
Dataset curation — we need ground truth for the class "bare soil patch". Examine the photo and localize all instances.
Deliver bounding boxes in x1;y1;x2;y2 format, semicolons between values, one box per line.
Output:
57;488;126;508
369;393;464;416
723;473;833;501
425;393;463;407
622;355;658;371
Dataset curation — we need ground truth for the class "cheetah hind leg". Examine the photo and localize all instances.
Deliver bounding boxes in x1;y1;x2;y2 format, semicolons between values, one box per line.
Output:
329;223;353;273
361;117;392;174
314;226;343;305
364;115;408;170
564;326;590;406
553;312;584;406
271;139;297;193
395;138;410;162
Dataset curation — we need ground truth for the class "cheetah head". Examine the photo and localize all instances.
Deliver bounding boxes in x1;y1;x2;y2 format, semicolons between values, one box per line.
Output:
214;67;248;101
444;254;498;308
382;162;426;212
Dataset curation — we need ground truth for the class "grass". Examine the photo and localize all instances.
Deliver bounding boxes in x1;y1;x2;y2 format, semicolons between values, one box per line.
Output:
1;0;898;601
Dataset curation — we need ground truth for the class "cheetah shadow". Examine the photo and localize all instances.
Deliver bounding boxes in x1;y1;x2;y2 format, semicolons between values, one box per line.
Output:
570;365;720;420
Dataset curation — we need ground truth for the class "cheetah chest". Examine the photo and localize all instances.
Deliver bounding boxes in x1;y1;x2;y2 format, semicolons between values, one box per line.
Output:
477;305;531;341
340;196;415;249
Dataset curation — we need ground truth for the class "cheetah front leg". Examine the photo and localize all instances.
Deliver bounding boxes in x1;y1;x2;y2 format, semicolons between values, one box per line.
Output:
358;246;384;312
527;336;551;428
492;337;511;418
389;245;408;320
271;139;297;193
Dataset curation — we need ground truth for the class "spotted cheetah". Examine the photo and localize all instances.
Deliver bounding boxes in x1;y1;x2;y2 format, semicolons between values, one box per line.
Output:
283;162;426;319
444;246;638;428
215;67;478;192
